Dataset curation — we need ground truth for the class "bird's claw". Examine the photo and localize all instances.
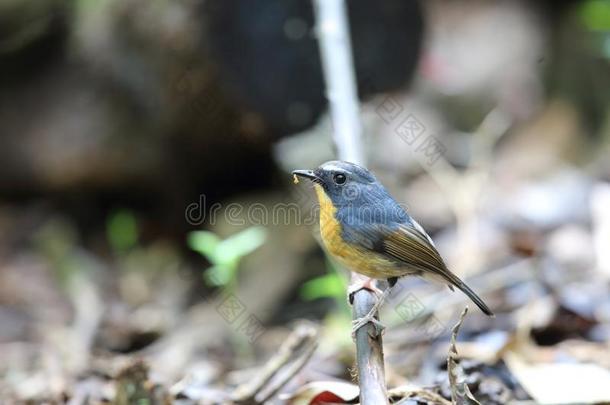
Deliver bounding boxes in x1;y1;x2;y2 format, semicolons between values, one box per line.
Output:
351;314;385;339
347;280;383;305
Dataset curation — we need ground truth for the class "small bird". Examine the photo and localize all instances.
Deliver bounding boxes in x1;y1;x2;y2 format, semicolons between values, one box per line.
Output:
293;161;493;333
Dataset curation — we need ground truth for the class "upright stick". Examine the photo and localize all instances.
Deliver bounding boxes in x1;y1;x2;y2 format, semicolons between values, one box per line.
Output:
312;0;364;165
312;1;388;403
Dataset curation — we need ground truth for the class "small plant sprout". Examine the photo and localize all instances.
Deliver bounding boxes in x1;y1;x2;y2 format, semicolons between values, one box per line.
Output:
188;226;268;289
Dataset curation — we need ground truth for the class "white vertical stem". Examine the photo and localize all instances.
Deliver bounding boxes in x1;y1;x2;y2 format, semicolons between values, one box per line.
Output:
312;0;364;165
312;2;388;404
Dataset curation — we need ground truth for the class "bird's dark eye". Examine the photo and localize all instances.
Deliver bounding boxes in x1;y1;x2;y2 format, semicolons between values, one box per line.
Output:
333;173;347;185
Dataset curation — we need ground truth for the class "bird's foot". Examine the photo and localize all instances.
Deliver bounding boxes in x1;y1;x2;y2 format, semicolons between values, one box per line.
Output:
347;278;383;305
350;283;392;338
351;308;386;338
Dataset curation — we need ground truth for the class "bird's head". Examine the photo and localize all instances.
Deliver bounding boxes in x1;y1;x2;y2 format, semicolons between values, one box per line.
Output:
292;160;378;206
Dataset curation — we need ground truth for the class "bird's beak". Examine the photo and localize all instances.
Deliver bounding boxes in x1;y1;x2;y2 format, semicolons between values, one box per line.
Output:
292;169;318;181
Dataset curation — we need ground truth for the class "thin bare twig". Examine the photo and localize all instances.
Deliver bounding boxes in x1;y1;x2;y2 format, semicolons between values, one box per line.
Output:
312;0;387;403
312;0;364;165
256;338;317;403
231;324;318;404
447;307;481;405
352;289;388;403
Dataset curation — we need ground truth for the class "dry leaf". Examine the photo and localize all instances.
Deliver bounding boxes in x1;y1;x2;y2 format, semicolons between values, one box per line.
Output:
281;381;359;405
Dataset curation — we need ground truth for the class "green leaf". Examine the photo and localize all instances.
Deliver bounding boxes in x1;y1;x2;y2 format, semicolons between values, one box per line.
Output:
106;209;138;253
189;227;268;287
205;264;234;286
300;273;346;300
580;0;610;31
187;231;220;262
215;226;268;264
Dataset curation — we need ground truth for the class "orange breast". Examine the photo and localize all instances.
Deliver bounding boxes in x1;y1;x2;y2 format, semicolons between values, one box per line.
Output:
313;184;403;279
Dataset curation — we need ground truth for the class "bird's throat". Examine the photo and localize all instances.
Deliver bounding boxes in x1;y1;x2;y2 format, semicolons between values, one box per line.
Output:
313;184;340;244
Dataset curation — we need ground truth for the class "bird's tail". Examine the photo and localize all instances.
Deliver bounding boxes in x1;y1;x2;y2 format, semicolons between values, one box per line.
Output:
439;270;494;317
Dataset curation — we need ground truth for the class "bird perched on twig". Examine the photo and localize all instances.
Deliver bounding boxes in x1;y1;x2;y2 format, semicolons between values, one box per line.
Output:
293;161;493;334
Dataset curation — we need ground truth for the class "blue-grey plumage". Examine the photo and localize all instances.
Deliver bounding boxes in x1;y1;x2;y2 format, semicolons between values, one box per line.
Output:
293;160;493;317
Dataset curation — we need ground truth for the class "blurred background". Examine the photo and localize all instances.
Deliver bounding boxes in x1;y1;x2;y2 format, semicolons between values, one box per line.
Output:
1;0;610;403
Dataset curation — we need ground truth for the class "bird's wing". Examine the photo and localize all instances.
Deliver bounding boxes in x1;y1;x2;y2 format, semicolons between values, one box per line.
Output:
341;220;445;274
379;223;448;277
371;222;495;316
